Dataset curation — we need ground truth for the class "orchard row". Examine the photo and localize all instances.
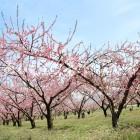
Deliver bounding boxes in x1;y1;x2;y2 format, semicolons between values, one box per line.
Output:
0;19;139;130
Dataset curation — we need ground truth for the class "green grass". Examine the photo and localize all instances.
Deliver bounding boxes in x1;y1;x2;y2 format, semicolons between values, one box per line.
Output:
0;107;140;140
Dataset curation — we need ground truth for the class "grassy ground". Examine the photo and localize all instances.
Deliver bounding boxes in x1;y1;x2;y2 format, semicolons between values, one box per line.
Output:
0;107;140;140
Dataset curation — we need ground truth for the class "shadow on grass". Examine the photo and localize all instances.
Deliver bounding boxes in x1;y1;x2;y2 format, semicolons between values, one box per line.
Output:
54;125;74;131
118;123;140;132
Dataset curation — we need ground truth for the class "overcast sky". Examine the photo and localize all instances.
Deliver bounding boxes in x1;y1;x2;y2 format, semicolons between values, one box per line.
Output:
1;0;140;48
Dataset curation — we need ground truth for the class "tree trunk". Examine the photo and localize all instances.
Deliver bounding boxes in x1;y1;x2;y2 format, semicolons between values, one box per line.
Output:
136;101;140;107
17;111;22;127
30;118;36;129
112;112;119;128
64;112;67;119
6;120;9;125
46;108;53;130
2;120;5;125
12;120;16;126
87;110;90;115
103;108;107;117
77;111;81;119
25;117;29;121
11;117;16;126
81;112;85;118
40;115;44;120
17;119;22;127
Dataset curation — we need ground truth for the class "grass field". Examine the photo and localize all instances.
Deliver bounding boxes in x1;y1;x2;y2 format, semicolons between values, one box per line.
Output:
0;107;140;140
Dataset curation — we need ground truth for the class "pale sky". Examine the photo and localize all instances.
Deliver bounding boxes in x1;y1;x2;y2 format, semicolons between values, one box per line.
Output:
1;0;140;48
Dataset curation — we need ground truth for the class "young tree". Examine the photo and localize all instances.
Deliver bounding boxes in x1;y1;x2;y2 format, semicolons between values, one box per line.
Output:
83;90;110;117
0;80;37;128
63;91;89;119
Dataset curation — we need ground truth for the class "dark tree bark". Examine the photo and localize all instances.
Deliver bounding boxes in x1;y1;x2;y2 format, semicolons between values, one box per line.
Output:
103;108;108;117
87;110;90;115
76;96;88;119
46;107;53;130
40;115;44;120
29;118;36;129
6;120;9;125
2;120;6;125
16;111;22;127
112;112;119;128
64;111;68;119
136;100;140;107
77;110;81;119
12;120;16;126
16;119;22;127
11;115;17;126
101;102;109;118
